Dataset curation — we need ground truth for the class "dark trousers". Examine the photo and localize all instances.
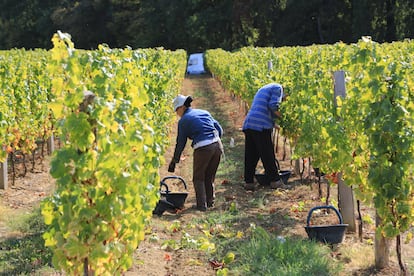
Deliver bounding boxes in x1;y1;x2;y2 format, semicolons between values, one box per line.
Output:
193;142;222;208
244;129;279;183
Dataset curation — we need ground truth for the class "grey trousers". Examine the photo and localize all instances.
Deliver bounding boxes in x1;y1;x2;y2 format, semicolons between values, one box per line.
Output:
192;142;222;208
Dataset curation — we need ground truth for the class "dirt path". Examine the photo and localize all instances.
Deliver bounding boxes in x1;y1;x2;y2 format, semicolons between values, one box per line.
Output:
128;74;249;276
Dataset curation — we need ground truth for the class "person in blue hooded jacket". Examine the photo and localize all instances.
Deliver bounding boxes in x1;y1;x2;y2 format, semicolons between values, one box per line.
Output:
168;95;223;211
242;83;288;191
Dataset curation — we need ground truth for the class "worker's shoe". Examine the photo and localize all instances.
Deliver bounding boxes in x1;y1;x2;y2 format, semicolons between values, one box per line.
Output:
192;204;207;212
270;179;290;189
244;183;256;191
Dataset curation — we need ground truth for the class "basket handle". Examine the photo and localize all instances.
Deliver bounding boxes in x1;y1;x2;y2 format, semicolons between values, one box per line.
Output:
274;159;281;172
160;176;188;190
306;205;344;226
160;182;170;193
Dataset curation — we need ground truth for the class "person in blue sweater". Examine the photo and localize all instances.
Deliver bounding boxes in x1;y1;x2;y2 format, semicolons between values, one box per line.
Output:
242;83;288;191
168;95;223;211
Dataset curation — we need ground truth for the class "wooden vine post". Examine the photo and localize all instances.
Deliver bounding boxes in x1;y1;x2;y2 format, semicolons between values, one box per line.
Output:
334;70;356;232
47;135;55;155
375;211;390;269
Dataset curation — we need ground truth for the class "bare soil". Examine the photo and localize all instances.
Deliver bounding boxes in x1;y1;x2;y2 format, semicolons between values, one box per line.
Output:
0;74;413;276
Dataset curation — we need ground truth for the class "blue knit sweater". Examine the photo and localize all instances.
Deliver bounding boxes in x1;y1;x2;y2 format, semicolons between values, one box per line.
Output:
173;108;223;163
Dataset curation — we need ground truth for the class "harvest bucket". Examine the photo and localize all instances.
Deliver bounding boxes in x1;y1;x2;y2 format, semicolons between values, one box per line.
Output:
152;176;188;216
255;158;291;186
304;205;348;244
160;176;188;209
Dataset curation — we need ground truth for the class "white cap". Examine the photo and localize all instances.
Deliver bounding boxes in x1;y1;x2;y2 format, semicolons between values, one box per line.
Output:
173;94;190;111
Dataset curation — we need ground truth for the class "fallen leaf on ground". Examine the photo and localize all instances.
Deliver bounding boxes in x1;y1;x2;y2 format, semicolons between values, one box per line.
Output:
209;259;224;270
164;253;172;261
187;258;202;266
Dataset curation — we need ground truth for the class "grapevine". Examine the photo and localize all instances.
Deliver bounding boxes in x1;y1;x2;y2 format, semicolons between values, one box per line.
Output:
206;39;414;269
41;32;186;274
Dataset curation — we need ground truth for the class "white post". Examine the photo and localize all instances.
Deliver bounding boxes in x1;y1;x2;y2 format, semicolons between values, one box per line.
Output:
334;71;346;105
334;70;356;232
0;157;7;190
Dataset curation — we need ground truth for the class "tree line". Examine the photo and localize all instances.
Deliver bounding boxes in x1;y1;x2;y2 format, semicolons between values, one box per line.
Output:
0;0;413;52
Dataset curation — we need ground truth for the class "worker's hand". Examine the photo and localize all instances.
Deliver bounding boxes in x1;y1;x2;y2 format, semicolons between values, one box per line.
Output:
274;110;281;118
168;160;176;173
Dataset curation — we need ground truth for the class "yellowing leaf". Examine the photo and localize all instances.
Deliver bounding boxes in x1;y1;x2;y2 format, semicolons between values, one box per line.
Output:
49;102;64;119
42;232;57;247
110;121;119;133
186;258;202;266
321;127;329;139
223;252;235;264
